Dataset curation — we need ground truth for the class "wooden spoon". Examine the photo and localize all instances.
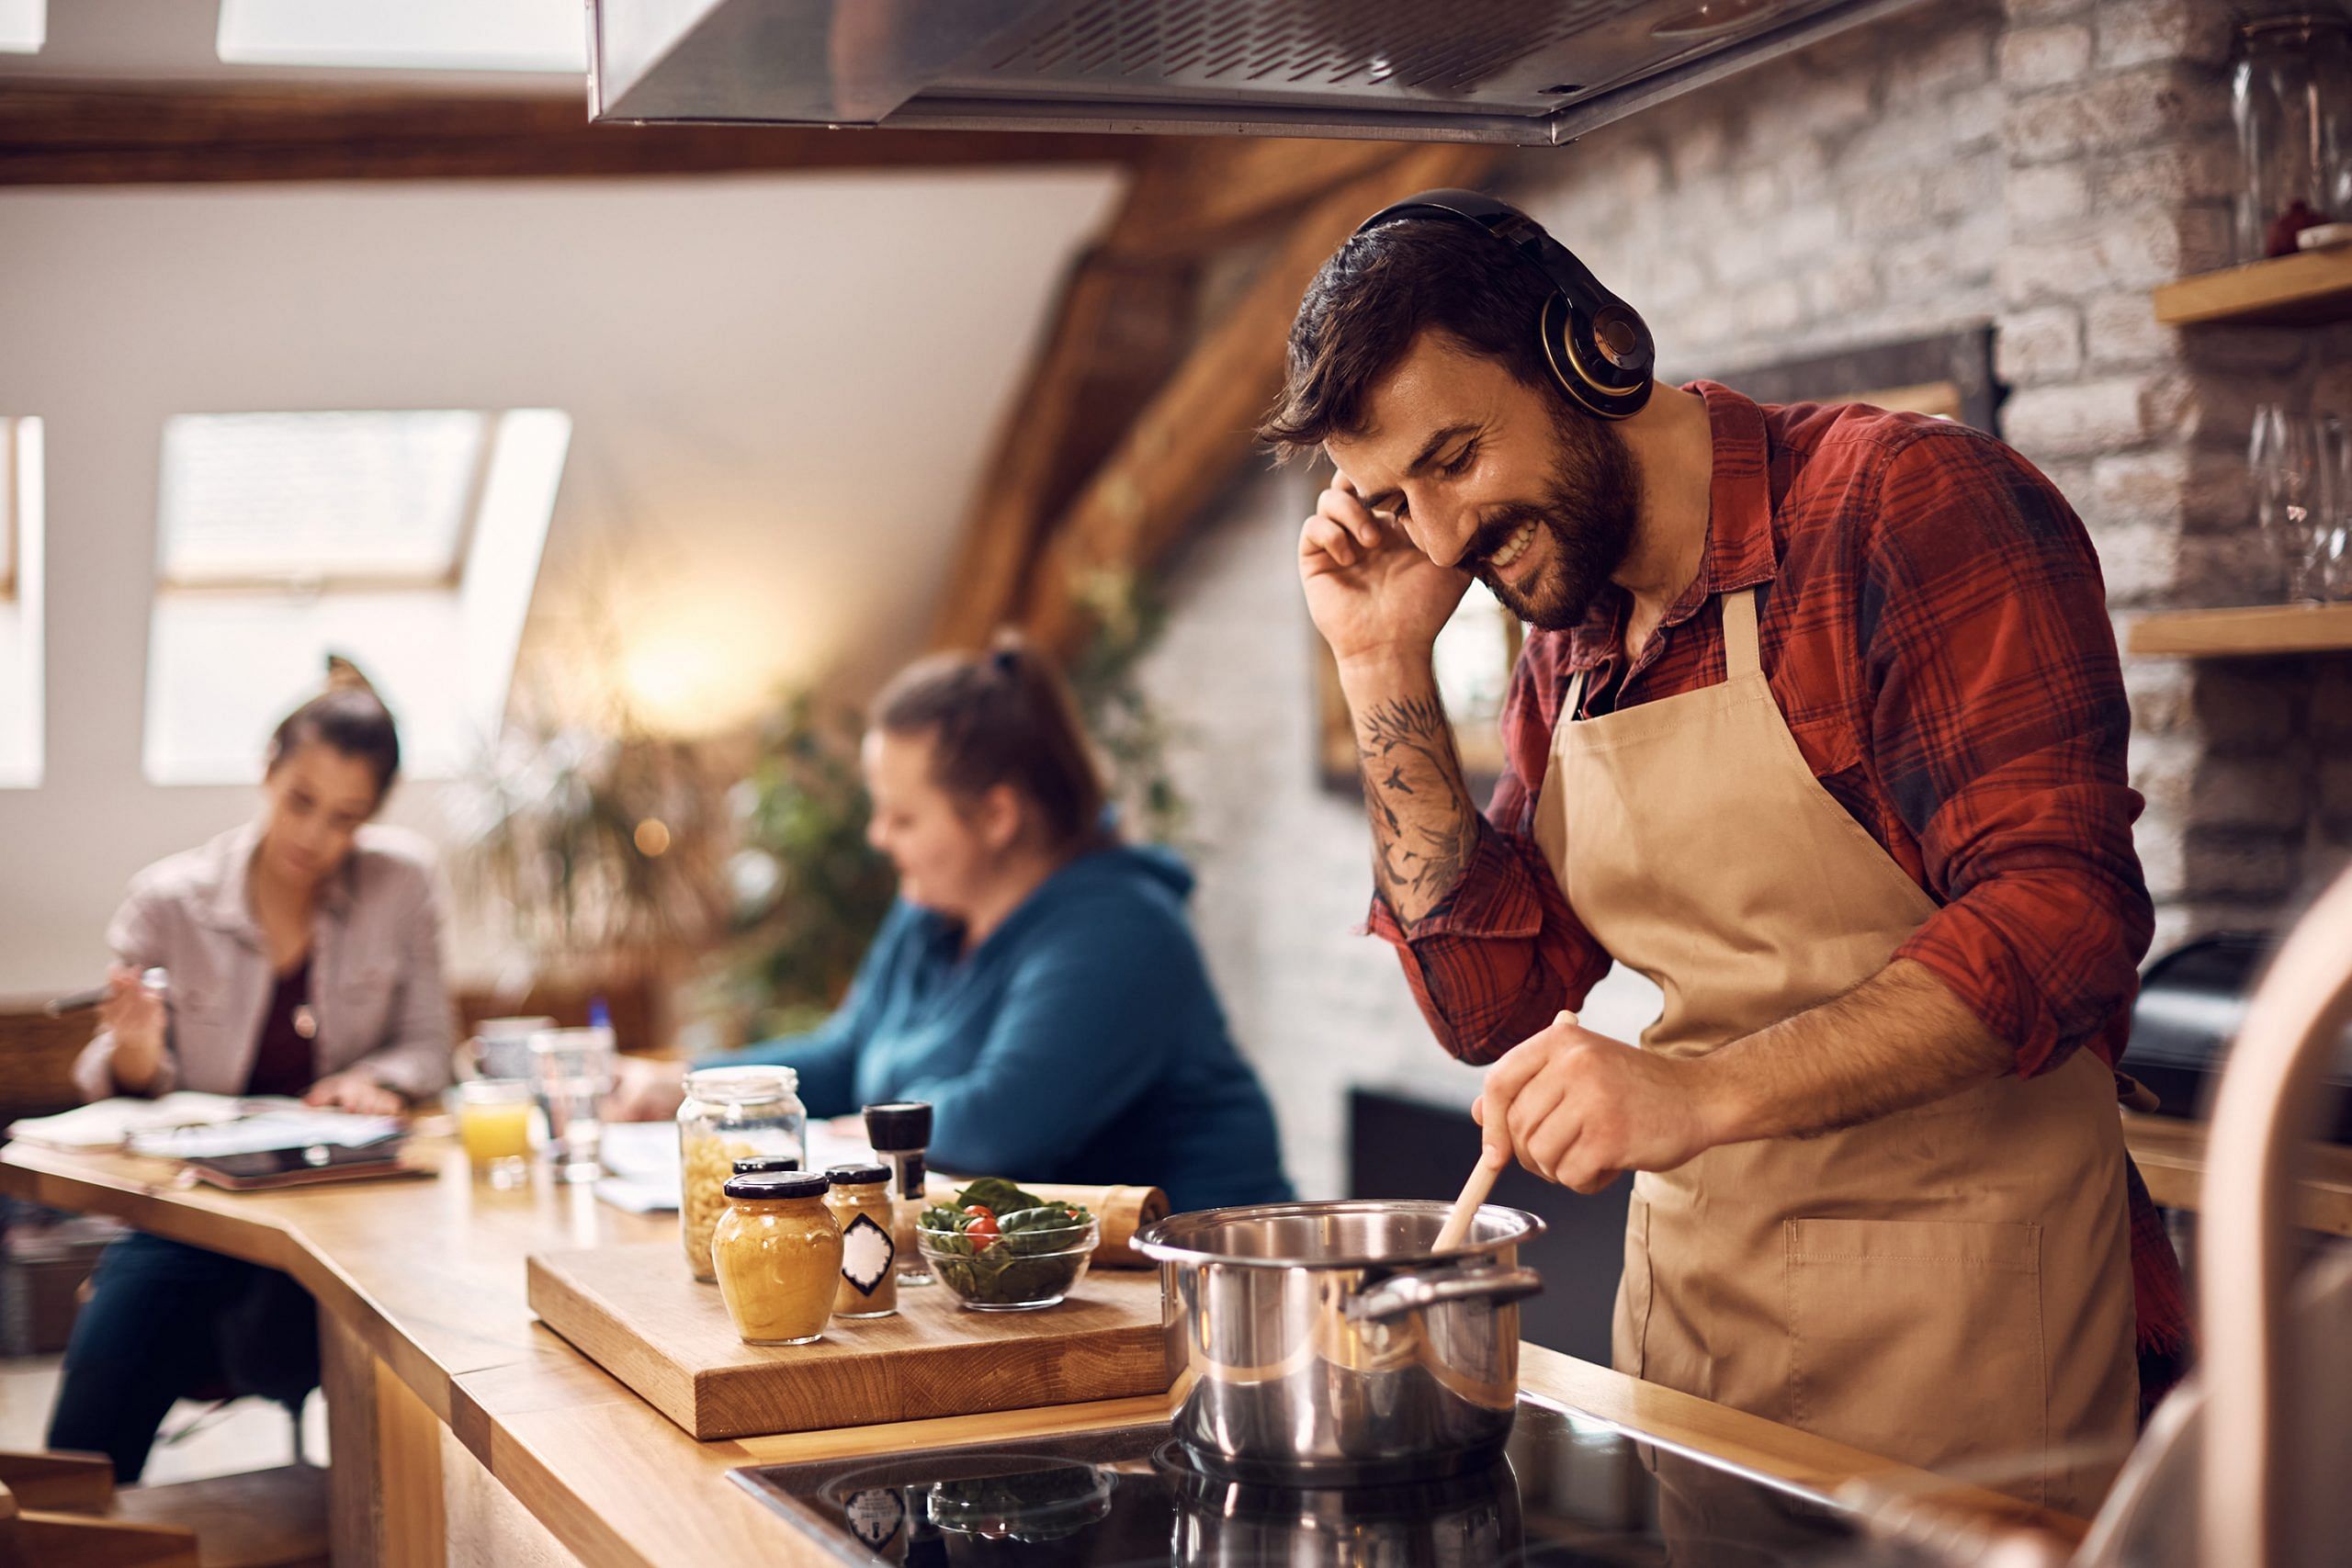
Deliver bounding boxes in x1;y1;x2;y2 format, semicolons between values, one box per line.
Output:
1435;1008;1576;1251
1433;1144;1508;1252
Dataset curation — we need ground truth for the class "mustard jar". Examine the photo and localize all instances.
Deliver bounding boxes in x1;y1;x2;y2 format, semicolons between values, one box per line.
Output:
677;1065;805;1281
711;1169;842;1347
824;1163;899;1319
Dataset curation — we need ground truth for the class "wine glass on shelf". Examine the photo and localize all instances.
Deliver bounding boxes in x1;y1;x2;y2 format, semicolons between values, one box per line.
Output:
2319;414;2352;604
2252;403;2325;604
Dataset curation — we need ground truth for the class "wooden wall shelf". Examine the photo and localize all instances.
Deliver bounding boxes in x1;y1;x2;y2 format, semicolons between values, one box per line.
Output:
2127;603;2352;658
2152;248;2352;327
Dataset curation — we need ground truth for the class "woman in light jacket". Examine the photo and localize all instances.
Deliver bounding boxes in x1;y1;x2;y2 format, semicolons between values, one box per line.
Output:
50;659;454;1479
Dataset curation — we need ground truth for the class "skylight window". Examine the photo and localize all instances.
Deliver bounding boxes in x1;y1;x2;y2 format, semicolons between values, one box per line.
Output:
160;411;488;588
0;0;43;55
0;417;46;788
216;0;585;73
145;410;569;785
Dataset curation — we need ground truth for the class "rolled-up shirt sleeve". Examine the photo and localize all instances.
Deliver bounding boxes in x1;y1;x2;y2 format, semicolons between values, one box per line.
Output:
1364;639;1611;1066
1871;436;2154;1077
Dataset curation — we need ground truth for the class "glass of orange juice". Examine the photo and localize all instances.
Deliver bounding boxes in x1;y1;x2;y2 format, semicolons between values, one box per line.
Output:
458;1079;535;1189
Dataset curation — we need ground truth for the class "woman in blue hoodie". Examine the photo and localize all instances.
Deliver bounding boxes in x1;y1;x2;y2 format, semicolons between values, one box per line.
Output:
614;639;1291;1214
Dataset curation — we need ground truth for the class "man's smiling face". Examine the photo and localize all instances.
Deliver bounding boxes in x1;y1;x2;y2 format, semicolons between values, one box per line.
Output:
1324;329;1642;632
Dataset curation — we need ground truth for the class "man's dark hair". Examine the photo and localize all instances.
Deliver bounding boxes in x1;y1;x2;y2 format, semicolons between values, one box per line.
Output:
1257;217;1566;461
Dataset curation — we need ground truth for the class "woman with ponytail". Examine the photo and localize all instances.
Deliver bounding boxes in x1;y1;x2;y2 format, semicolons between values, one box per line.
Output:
614;636;1292;1213
51;656;455;1479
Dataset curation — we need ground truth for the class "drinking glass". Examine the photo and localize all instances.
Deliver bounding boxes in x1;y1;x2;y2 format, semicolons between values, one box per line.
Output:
527;1026;615;1183
2252;403;2326;603
2321;414;2352;602
468;1014;556;1082
456;1078;535;1189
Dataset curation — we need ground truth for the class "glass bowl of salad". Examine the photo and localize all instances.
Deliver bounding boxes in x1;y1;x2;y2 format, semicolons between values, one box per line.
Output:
916;1179;1099;1312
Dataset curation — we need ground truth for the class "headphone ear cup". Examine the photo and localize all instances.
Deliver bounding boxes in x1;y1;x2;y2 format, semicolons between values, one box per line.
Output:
1541;294;1655;421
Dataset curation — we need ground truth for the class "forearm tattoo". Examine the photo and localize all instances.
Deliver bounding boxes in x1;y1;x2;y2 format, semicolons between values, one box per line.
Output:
1355;692;1479;921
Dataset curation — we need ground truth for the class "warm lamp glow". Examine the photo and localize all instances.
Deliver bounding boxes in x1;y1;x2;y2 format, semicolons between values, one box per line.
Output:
618;634;739;734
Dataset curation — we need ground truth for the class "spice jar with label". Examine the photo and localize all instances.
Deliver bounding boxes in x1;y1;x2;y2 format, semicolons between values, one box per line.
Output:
824;1163;899;1318
678;1066;805;1281
711;1169;842;1346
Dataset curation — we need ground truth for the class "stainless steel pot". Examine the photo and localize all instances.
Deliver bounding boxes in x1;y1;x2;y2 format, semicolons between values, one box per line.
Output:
1135;1200;1544;1484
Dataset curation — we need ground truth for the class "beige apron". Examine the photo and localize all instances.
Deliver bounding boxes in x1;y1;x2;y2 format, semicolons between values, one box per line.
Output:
1531;587;2137;1516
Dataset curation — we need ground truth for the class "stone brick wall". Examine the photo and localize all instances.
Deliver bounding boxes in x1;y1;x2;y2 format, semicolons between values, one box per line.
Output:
1139;0;2352;1195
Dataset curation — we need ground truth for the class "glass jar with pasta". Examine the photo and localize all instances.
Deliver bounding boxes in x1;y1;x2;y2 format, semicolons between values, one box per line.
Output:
677;1066;805;1281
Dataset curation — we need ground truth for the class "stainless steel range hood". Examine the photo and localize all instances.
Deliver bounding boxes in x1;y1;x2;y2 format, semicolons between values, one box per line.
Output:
586;0;1927;147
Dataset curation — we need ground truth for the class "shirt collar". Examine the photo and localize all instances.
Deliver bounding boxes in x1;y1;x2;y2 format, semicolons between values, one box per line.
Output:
1561;379;1781;671
199;817;356;938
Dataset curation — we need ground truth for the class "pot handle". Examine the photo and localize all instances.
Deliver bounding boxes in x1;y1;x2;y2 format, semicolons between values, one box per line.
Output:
1345;1265;1544;1324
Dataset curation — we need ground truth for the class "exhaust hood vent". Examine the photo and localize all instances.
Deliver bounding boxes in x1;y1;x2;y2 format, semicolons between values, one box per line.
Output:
990;0;1606;100
587;0;1927;146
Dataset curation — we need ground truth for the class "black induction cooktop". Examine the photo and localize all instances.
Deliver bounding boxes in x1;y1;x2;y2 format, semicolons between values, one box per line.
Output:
729;1396;1884;1566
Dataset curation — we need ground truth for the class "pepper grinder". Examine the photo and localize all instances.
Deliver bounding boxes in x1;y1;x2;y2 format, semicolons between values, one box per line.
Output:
863;1101;933;1288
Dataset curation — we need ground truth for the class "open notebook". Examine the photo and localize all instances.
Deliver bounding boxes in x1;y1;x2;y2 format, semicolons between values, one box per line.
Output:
6;1092;248;1150
6;1093;399;1157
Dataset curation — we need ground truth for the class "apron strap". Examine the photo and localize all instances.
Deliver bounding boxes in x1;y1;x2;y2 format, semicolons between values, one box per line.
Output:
1564;664;1589;719
1722;585;1762;679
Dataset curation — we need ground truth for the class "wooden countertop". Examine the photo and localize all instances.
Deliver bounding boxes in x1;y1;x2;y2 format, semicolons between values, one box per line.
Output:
0;1137;2075;1565
2122;1111;2352;1236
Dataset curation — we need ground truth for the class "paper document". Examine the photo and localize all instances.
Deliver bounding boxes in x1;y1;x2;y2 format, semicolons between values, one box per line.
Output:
590;1119;879;1215
6;1092;247;1150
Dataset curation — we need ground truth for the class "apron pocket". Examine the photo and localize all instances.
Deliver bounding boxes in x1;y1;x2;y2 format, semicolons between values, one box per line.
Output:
1784;1216;2047;1506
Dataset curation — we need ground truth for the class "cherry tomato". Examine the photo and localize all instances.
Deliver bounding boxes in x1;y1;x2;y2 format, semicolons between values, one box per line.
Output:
963;1204;1001;1242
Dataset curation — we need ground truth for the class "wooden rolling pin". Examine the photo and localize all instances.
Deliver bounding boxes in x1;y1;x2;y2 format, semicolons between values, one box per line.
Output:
892;1180;1170;1269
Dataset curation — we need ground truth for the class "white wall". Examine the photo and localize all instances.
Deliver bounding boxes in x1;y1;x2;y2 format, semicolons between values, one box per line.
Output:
0;169;1123;998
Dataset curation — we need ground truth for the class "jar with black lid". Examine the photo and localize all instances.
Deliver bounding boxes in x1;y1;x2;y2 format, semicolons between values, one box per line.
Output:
825;1163;899;1318
710;1168;841;1346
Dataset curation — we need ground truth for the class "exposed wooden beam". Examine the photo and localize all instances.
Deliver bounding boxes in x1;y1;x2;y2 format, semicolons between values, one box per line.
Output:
0;83;1157;185
1103;137;1416;260
1018;141;1500;658
928;137;1453;652
930;245;1202;653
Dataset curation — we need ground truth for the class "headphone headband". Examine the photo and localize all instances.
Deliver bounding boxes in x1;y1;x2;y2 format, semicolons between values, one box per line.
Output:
1353;188;1654;421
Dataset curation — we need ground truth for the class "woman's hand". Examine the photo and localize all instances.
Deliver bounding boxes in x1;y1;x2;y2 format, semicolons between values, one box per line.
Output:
305;1072;404;1116
98;964;169;1093
606;1057;689;1122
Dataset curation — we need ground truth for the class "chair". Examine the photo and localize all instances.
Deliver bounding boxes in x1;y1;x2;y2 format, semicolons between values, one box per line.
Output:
0;1450;198;1568
0;1449;327;1568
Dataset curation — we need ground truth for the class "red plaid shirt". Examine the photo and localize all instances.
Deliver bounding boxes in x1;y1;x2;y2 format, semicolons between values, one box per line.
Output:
1369;381;2187;1362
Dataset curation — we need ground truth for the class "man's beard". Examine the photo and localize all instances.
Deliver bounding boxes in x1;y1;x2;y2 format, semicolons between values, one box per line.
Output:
1464;405;1641;632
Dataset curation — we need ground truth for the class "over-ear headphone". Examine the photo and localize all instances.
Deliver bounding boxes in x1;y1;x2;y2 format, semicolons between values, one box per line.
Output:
1353;188;1656;422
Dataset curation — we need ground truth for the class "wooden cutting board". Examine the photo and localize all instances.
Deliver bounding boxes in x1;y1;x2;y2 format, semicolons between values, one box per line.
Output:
526;1244;1170;1440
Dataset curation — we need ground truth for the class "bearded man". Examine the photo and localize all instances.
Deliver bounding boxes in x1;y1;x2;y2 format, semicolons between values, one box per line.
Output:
1270;190;2187;1515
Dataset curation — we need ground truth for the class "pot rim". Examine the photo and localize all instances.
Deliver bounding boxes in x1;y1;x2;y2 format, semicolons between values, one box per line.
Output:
1135;1199;1546;1270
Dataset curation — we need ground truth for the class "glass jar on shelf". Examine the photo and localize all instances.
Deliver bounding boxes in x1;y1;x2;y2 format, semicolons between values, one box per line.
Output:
677;1066;805;1281
2232;11;2352;262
